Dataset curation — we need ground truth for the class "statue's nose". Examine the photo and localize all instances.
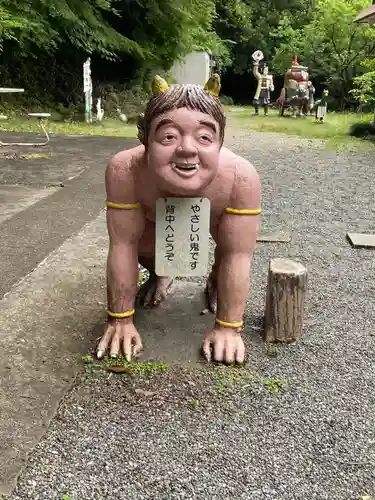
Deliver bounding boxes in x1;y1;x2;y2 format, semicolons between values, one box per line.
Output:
176;138;198;157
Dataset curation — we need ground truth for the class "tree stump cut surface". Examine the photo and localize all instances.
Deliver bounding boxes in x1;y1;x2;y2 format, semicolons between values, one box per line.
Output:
264;258;307;343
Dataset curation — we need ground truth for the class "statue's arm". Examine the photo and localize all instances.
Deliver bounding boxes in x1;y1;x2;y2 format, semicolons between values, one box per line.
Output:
215;159;261;325
253;63;261;81
105;152;145;320
269;75;275;92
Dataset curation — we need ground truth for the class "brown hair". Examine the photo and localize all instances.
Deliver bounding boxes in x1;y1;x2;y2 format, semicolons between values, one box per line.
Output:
137;84;226;147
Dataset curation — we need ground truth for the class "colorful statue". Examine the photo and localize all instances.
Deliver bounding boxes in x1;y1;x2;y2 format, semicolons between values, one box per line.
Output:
251;50;274;116
307;81;316;115
279;56;311;118
312;89;329;122
97;74;261;365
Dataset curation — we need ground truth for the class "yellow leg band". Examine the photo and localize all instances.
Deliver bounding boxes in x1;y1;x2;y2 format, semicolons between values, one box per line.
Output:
106;201;141;209
107;309;135;319
216;318;243;328
225;207;261;215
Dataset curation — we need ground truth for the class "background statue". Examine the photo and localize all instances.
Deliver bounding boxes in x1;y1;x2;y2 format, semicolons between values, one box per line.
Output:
312;89;329;122
278;56;311;118
307;81;316;115
251;50;274;116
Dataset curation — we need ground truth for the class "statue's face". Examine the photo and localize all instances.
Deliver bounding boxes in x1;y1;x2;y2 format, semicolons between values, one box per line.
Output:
147;107;221;195
263;66;268;76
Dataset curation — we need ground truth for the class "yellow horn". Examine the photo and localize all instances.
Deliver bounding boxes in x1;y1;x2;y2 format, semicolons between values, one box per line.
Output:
151;75;169;95
204;73;221;97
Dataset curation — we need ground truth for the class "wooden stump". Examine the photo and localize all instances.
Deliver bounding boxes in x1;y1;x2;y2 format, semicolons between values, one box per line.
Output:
264;258;307;343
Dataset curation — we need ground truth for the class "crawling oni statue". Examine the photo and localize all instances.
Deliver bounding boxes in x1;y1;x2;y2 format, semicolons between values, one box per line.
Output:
97;74;261;365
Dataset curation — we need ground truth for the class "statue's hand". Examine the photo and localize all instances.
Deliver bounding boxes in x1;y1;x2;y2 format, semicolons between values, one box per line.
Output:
97;320;143;361
202;326;245;364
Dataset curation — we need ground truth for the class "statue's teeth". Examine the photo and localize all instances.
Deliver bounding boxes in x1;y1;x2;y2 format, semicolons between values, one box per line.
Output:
174;163;199;170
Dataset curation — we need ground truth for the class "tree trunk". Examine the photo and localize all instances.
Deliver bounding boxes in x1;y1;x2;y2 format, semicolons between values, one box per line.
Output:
264;258;308;343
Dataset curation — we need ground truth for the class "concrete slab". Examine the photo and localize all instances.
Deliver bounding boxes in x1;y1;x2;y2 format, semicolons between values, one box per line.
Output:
135;281;213;364
0;209;214;495
257;231;292;243
347;232;375;248
0;184;58;224
0;212;108;496
0;133;138;187
0;136;138;299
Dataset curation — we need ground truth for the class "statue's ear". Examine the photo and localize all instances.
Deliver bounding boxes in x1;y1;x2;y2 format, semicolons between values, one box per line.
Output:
137;113;145;144
203;73;221;97
151;75;169;95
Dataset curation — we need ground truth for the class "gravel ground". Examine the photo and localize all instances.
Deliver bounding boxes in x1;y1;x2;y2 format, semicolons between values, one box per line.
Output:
9;128;375;500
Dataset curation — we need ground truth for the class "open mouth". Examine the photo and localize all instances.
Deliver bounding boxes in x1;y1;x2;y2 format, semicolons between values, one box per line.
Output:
172;163;200;172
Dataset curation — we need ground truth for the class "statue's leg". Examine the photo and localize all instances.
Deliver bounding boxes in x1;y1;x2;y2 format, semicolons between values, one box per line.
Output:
204;246;219;313
263;104;269;116
252;101;259;116
137;218;173;308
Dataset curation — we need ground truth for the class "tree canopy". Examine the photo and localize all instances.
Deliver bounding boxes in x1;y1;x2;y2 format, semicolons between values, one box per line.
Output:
0;0;374;108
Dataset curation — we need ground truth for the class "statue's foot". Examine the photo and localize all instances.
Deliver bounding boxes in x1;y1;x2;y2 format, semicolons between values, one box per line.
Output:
137;275;173;308
204;273;217;314
251;112;259;116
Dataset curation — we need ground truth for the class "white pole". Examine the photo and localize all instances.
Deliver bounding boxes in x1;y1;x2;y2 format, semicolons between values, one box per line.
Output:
83;58;93;124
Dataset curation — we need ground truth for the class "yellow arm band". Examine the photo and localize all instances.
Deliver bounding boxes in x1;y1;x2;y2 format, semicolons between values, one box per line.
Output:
216;318;243;328
107;309;135;319
106;201;141;210
225;207;261;215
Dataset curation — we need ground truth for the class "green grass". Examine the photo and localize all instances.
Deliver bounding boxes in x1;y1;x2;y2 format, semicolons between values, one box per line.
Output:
207;364;288;396
0;116;137;138
82;354;168;378
0;104;373;152
225;106;375;151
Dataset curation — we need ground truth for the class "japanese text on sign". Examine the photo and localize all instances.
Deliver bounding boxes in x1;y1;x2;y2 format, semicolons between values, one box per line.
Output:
164;204;176;261
189;203;201;270
155;197;210;277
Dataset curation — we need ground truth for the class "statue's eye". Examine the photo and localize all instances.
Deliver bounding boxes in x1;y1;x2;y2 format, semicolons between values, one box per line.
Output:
163;134;176;142
200;134;213;143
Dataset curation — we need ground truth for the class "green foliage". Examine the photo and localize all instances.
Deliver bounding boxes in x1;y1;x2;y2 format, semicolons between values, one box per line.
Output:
272;0;375;105
350;71;375;106
212;0;253;73
0;0;143;58
213;0;313;75
108;0;222;70
0;0;373;109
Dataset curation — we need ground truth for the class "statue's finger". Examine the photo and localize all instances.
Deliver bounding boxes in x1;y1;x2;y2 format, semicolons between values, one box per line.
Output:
202;338;212;362
123;334;132;362
144;283;156;308
224;341;235;365
153;287;163;307
109;331;121;358
97;325;114;359
235;340;245;364
205;282;217;314
136;281;148;304
213;339;224;363
153;279;173;306
132;336;144;359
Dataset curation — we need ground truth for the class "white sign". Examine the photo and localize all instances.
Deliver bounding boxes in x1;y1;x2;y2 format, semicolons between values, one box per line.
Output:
155;197;210;277
83;58;92;92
